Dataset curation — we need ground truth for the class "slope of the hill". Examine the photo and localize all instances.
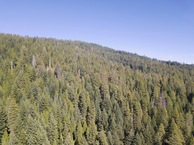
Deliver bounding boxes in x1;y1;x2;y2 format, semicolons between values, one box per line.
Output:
0;33;193;145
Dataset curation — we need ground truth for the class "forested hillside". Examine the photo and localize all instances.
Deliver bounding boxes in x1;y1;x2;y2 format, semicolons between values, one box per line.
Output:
0;34;193;145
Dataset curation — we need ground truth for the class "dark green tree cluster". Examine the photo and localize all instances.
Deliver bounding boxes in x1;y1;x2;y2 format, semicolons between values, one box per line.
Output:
0;33;193;144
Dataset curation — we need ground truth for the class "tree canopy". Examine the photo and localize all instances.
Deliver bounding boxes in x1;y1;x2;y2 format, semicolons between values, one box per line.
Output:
0;33;193;144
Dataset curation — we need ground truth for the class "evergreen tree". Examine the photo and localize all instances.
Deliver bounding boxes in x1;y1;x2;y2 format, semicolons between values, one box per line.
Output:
1;130;9;145
86;122;97;145
97;131;109;145
166;119;185;145
133;102;143;130
154;123;165;145
47;113;58;145
74;121;83;144
64;133;74;145
7;98;18;133
0;102;7;144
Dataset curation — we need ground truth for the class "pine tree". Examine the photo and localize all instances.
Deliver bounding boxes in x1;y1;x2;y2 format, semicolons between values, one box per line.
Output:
1;130;9;145
185;112;193;141
26;115;50;145
7;98;18;133
9;131;18;145
47;113;58;145
97;131;109;145
0;102;7;144
166;119;185;145
133;102;143;130
64;133;74;145
86;122;97;145
107;131;113;145
189;136;194;145
132;132;144;145
86;102;96;125
78;92;87;118
111;131;121;145
154;123;165;145
79;136;88;145
74;121;83;144
14;100;31;144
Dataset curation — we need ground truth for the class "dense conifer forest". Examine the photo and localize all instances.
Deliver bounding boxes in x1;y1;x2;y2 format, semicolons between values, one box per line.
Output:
0;33;193;145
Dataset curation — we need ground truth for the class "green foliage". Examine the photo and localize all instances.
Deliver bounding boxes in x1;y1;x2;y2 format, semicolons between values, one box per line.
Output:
154;123;165;145
7;97;18;133
0;33;193;144
1;130;9;145
166;119;185;145
0;101;7;144
97;131;109;145
86;123;97;144
47;113;58;145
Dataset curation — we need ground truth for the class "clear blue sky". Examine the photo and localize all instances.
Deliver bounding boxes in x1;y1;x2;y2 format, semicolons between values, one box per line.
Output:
0;0;194;64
